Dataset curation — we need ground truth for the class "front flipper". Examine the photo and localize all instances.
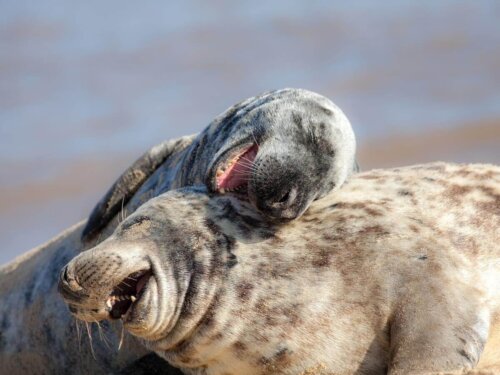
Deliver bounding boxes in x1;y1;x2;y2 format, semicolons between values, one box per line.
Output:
81;135;195;244
389;276;490;374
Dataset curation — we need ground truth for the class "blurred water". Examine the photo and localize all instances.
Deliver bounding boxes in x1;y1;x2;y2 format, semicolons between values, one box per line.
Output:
1;1;499;264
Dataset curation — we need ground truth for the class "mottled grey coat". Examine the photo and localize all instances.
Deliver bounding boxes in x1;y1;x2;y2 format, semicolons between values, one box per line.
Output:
61;163;500;374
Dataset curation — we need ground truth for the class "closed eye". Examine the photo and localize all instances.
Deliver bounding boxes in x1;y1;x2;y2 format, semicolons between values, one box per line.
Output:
120;215;151;231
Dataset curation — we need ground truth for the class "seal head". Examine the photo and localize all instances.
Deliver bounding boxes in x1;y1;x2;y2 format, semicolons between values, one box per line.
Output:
204;88;357;219
81;88;357;242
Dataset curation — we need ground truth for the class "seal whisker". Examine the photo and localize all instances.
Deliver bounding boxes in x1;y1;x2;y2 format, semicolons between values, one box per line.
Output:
74;318;82;353
120;196;127;224
251;128;261;147
95;321;111;349
118;322;125;351
85;322;96;360
120;280;133;288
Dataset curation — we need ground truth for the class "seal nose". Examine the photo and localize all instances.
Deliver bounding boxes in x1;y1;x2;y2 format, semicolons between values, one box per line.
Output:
259;187;301;219
58;265;85;301
270;187;297;209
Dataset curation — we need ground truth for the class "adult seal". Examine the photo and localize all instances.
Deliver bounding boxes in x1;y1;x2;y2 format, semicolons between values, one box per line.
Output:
61;163;500;374
81;88;357;243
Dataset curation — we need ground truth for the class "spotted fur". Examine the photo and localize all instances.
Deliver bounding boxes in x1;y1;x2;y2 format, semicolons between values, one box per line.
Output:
82;88;357;243
61;163;500;374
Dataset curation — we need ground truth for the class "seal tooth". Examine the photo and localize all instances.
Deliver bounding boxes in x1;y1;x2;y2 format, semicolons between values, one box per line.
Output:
220;188;225;194
131;296;137;302
106;298;112;309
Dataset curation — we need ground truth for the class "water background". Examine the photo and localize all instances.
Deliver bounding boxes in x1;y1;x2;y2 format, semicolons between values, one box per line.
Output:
1;1;499;265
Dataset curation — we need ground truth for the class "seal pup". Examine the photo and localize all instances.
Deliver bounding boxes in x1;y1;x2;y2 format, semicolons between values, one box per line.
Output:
61;162;500;374
82;88;357;243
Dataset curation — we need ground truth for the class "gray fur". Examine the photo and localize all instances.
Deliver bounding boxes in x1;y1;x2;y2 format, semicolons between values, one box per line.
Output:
82;88;357;243
61;163;500;374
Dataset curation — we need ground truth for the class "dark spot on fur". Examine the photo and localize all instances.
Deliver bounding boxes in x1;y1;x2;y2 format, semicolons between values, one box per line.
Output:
312;248;331;268
447;184;473;198
423;177;436;182
205;218;223;237
409;224;420;233
259;347;293;370
292;112;303;128
227;253;238;268
211;332;224;341
198;293;222;332
398;189;413;197
365;207;384;216
335;202;366;210
359;225;389;236
236;281;254;302
417;255;428;261
233;340;247;352
282;306;302;326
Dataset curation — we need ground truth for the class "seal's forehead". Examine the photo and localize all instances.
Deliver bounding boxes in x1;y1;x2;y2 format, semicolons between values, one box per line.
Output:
239;88;338;119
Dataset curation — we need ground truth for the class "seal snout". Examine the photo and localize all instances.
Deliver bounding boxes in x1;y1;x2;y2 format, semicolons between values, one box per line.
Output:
58;239;154;324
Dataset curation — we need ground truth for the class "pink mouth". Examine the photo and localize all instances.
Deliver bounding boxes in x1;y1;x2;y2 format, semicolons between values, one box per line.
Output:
216;144;258;192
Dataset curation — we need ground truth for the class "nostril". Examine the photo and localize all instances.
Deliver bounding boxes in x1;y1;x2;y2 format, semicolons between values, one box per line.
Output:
273;187;297;209
62;265;70;283
60;265;83;292
278;190;290;204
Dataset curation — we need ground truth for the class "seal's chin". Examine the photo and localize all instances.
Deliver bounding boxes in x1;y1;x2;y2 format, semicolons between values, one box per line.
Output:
214;143;258;193
106;269;152;321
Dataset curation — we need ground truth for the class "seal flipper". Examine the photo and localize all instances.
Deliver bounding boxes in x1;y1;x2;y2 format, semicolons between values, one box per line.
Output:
388;274;489;374
81;135;195;244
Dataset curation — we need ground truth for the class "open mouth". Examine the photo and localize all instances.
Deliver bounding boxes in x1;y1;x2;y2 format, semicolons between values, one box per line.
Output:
107;269;152;320
215;143;258;193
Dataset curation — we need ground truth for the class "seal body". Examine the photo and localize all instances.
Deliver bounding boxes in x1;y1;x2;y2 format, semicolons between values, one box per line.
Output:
82;88;357;242
61;163;500;374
